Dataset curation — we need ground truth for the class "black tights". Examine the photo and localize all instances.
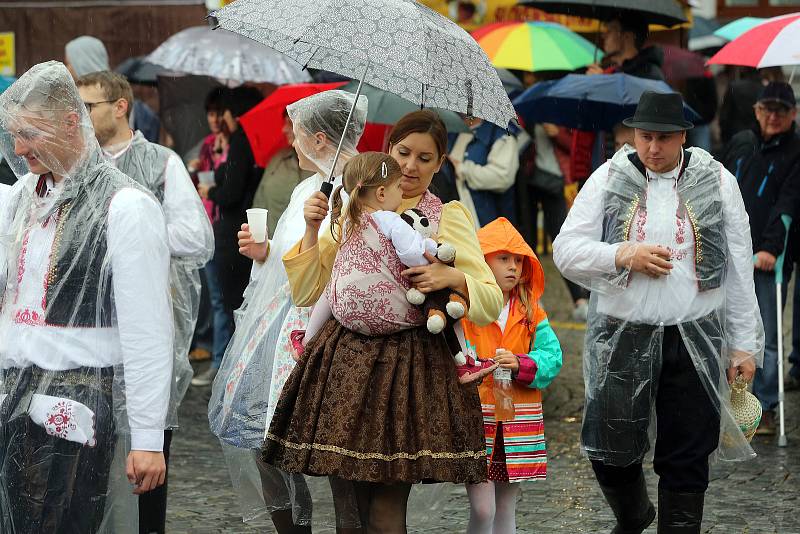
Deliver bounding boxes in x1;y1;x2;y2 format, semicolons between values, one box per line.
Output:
352;482;412;534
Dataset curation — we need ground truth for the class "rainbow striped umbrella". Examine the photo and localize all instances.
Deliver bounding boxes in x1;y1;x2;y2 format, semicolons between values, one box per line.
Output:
472;21;601;73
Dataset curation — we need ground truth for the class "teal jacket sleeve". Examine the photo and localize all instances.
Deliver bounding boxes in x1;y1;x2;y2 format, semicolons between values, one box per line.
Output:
515;317;562;390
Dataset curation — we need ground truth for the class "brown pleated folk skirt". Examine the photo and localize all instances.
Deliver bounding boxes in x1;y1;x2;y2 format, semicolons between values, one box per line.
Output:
262;318;487;484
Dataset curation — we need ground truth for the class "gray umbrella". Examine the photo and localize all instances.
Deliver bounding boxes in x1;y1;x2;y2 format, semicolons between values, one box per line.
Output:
147;26;312;85
210;0;514;126
209;0;516;185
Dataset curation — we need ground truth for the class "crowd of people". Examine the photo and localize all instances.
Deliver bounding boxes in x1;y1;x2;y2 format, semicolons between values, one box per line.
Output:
0;8;796;534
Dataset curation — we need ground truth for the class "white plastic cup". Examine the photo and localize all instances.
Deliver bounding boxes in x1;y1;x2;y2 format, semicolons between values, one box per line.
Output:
246;208;269;243
197;170;215;186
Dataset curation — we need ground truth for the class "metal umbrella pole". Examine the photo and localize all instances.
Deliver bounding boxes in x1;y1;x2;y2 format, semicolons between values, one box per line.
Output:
320;60;370;198
776;214;792;447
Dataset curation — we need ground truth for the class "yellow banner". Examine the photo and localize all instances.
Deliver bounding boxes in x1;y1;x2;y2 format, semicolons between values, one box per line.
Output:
420;1;691;33
0;32;14;77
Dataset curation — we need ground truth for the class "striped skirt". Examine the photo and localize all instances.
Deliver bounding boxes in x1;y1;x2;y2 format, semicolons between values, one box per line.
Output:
483;401;547;482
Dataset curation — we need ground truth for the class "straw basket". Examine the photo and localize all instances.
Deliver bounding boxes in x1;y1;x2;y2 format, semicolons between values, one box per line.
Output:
730;375;762;442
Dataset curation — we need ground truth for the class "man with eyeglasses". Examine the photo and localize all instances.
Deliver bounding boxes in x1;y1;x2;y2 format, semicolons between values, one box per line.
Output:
0;61;172;532
721;81;800;435
76;70;213;534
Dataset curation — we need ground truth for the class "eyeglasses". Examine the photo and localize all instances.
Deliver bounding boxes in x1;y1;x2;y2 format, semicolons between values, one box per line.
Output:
754;104;792;118
83;100;116;113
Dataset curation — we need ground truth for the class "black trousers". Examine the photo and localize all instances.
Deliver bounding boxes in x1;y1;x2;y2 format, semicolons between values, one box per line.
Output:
526;182;588;304
138;429;173;534
591;325;721;493
0;366;116;534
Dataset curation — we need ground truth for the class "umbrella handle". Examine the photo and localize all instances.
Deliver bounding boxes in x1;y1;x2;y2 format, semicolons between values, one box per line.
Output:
323;60;370;193
320;181;334;199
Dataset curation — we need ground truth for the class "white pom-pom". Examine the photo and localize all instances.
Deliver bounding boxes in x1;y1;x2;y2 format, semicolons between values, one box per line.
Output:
454;351;467;366
427;314;445;334
446;300;465;319
407;288;426;305
437;243;456;264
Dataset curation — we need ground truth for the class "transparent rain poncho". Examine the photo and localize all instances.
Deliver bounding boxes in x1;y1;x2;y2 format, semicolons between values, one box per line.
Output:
103;130;214;429
553;145;765;467
208;90;366;526
0;62;173;532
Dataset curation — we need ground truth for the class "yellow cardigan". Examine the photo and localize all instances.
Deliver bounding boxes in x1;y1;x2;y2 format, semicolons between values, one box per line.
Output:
282;195;503;326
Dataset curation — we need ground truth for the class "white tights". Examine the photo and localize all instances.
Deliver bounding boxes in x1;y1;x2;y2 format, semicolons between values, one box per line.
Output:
466;481;520;534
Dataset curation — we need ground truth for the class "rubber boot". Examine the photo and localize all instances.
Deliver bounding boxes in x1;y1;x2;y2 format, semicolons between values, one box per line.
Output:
657;488;704;534
598;473;656;534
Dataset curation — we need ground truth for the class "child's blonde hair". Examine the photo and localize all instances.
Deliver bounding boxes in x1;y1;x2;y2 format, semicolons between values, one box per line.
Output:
514;277;538;328
330;152;403;243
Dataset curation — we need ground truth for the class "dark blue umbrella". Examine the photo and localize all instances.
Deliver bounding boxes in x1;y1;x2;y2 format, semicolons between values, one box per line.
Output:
513;73;701;131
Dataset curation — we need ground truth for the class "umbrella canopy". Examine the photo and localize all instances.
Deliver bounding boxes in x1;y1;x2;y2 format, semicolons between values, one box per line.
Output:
239;82;345;168
158;74;224;160
471;21;601;72
210;0;516;130
708;13;800;68
518;0;687;27
661;45;708;85
513;73;700;131
239;82;394;167
115;56;166;86
496;68;523;96
147;26;312;85
340;80;469;133
688;16;724;53
713;17;765;42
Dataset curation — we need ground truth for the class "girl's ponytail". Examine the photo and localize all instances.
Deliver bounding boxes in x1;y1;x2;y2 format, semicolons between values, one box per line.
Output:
330;184;345;243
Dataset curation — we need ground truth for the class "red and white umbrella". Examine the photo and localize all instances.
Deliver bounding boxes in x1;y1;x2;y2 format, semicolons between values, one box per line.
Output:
708;12;800;68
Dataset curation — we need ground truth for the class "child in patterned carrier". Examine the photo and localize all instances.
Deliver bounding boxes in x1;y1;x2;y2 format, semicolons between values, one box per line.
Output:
291;151;441;350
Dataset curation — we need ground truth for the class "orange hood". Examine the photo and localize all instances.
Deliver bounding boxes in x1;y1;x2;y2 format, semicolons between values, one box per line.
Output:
477;217;544;302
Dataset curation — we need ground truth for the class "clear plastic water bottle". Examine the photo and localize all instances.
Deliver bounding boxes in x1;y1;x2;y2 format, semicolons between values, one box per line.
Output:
493;348;515;422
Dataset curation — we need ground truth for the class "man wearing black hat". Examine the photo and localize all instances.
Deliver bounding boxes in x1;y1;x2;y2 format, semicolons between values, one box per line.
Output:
721;81;800;435
554;91;763;534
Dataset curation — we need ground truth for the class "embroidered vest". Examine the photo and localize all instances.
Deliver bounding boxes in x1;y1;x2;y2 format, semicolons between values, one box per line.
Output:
327;191;443;335
43;157;146;327
112;131;170;203
601;148;727;291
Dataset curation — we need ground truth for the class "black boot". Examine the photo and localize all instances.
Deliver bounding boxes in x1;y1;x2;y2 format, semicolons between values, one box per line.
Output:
598;473;656;534
657;488;705;533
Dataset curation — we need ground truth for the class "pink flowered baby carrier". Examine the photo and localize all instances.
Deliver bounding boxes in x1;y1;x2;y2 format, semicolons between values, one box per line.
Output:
326;192;443;336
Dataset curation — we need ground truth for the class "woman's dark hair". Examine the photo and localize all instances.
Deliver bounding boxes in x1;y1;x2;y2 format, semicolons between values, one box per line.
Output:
221;86;264;118
204;86;225;113
388;110;448;159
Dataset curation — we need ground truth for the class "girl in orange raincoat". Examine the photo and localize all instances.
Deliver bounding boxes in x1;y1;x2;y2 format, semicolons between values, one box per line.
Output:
462;217;563;534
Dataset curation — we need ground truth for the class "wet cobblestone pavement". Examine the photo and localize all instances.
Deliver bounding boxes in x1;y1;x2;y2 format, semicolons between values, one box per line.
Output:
166;258;799;533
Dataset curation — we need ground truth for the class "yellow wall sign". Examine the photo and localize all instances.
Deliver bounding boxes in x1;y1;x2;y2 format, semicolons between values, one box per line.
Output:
0;33;14;77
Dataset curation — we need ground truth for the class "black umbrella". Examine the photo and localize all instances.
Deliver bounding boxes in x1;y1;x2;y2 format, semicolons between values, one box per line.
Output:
518;0;687;27
157;74;223;160
115;56;167;86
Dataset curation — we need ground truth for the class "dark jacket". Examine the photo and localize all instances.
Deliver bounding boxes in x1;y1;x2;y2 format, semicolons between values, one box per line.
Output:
617;46;665;82
719;78;762;146
209;128;264;313
722;124;800;261
0;157;15;186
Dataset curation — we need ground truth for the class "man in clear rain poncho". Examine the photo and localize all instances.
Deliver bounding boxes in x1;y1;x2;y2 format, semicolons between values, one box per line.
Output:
208;90;366;531
75;70;213;533
554;91;764;534
0;62;173;532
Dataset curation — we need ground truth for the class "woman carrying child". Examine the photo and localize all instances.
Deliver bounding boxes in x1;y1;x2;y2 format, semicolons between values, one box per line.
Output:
264;110;503;533
462;217;563;534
